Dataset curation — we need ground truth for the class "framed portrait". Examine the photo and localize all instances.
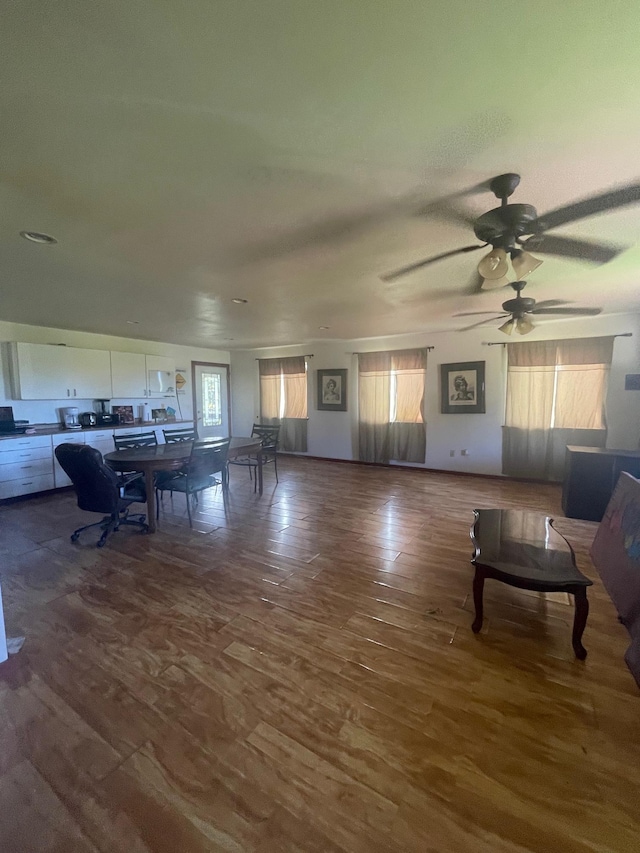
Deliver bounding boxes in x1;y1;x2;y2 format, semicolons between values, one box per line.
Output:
317;369;347;411
440;361;485;414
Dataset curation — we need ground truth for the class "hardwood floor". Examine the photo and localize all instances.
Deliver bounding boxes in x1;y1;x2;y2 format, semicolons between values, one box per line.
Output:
0;458;638;852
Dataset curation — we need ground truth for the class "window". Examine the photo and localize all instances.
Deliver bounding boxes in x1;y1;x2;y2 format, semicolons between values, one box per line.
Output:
357;348;427;464
503;336;614;480
201;372;222;427
258;356;308;452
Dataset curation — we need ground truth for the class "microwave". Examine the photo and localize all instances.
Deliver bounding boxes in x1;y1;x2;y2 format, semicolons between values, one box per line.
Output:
147;369;174;396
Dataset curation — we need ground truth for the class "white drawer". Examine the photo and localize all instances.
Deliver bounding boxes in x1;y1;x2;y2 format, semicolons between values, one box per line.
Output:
0;458;54;482
84;429;114;443
0;445;52;463
0;473;55;499
52;433;85;447
0;433;51;450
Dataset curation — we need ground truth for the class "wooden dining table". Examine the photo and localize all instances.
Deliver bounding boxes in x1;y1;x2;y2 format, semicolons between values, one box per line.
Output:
104;436;263;533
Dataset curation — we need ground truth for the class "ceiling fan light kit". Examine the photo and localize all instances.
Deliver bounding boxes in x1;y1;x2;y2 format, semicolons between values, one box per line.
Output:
477;247;508;279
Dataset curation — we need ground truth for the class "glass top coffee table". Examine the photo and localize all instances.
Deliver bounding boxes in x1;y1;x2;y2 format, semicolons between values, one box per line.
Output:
469;509;593;659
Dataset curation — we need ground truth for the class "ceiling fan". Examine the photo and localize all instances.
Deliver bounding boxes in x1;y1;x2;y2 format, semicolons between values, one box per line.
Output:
381;173;640;287
455;281;601;335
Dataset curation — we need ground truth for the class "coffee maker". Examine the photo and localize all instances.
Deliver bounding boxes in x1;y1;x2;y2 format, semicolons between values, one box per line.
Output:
61;407;81;430
94;399;120;426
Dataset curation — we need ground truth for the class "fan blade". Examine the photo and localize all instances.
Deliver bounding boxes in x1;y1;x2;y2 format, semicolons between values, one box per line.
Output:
457;314;509;331
381;244;485;281
522;234;623;264
417;199;478;228
530;299;570;310
454;310;503;317
530;183;640;232
530;307;602;316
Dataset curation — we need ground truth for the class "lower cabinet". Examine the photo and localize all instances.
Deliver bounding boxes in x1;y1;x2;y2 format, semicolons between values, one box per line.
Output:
0;434;55;498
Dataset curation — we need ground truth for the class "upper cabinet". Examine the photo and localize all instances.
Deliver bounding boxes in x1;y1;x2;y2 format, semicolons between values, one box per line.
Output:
146;355;175;398
11;343;111;400
10;343;176;401
111;351;147;398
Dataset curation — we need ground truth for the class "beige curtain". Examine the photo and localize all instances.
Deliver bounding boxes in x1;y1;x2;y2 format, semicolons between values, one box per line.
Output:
503;336;613;480
358;348;427;464
259;356;308;452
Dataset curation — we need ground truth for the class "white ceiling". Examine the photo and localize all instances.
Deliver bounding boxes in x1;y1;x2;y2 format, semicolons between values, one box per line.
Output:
2;1;640;349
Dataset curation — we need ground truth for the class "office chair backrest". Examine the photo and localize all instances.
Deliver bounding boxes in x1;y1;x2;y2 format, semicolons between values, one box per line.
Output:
163;427;197;443
187;438;230;483
113;431;158;450
55;443;120;514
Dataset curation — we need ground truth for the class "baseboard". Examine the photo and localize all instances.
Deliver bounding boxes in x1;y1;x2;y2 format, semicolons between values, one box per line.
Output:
277;452;557;485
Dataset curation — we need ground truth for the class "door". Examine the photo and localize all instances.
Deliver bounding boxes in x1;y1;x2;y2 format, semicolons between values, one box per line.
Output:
193;363;230;439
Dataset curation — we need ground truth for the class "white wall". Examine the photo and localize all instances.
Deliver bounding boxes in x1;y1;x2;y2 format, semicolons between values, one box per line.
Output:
0;320;230;426
230;314;640;477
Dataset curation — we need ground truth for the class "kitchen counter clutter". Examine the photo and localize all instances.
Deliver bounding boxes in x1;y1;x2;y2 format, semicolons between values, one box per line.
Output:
0;421;194;498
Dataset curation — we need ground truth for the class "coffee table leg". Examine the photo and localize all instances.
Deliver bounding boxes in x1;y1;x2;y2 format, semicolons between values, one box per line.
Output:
472;566;485;633
572;587;589;660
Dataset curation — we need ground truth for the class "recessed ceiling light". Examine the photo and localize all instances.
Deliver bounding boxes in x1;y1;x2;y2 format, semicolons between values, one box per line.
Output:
318;325;330;330
231;298;248;304
20;231;58;245
126;320;139;325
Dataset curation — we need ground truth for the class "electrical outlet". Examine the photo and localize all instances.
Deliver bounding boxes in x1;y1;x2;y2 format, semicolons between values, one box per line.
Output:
450;450;455;457
461;449;469;456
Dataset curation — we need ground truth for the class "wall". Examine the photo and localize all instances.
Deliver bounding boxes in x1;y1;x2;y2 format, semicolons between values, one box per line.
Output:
230;314;640;477
0;320;230;426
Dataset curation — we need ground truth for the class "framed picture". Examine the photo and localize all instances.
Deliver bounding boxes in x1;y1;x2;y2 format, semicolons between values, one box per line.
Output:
317;369;347;411
440;361;485;414
112;405;134;425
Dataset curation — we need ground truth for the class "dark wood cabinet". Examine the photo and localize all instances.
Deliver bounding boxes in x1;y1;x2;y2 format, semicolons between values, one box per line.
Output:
562;446;640;521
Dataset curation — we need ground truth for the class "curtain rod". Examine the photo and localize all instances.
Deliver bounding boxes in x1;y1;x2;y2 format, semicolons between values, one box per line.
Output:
255;353;314;359
485;333;632;347
350;346;434;354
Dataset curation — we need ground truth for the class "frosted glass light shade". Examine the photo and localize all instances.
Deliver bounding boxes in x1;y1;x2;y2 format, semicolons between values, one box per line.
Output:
478;247;508;280
515;316;534;335
511;250;543;278
498;317;516;335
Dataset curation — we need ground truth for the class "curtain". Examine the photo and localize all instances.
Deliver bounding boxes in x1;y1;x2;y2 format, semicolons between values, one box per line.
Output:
358;348;427;464
502;337;614;481
259;356;308;452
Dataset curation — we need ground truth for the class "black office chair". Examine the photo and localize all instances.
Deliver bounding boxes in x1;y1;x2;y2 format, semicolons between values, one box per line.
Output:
163;427;197;443
55;443;148;548
155;437;230;528
228;424;280;491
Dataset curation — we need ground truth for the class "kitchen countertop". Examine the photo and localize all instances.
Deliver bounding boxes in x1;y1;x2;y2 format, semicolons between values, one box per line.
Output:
0;419;194;442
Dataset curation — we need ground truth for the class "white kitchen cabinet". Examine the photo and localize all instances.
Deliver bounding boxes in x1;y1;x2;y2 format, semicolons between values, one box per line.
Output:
11;342;73;399
11;343;111;400
146;355;175;398
68;348;111;399
110;351;147;398
0;434;55;498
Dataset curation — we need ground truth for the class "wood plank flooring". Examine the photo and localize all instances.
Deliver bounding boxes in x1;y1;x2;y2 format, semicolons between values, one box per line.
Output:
0;458;638;852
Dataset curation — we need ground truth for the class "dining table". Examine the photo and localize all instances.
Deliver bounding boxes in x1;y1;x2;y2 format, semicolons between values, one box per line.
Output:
104;436;263;533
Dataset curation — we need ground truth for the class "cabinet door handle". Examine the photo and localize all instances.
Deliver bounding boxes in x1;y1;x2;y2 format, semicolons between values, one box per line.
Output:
67;389;70;397
21;481;34;486
74;389;77;396
20;465;32;469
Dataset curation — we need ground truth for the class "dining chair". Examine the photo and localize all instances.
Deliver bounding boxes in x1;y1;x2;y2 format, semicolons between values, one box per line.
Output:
155;437;230;528
163;426;197;443
55;443;148;547
113;431;158;450
228;424;280;491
